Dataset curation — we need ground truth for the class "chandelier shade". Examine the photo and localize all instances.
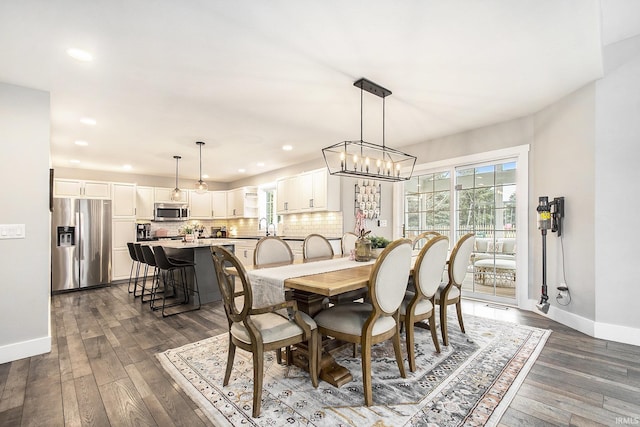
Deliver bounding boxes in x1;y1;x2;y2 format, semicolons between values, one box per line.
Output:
322;78;416;182
194;141;208;193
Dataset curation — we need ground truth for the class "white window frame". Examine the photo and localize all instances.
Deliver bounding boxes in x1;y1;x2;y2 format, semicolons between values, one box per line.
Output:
393;144;529;308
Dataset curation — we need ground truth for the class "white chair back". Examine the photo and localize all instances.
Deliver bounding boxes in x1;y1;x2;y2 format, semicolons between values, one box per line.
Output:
449;234;475;286
341;232;358;255
303;234;334;260
371;239;412;315
415;235;449;298
253;236;293;266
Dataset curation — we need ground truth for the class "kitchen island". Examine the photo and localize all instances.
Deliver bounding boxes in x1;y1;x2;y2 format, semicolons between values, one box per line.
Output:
140;239;236;304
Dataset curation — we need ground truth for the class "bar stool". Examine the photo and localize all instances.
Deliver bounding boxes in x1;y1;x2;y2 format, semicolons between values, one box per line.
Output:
140;245;160;305
133;243;148;298
151;246;201;317
126;242;141;294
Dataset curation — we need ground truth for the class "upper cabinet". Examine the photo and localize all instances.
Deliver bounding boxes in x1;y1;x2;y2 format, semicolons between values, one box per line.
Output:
154;187;188;204
276;169;340;214
189;190;213;219
136;186;155;220
227;187;258;218
54;179;111;199
111;183;136;218
212;191;227;219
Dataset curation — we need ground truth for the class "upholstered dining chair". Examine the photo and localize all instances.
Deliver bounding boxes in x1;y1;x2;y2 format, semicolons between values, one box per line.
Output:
341;231;358;256
211;246;319;418
253;236;294;266
435;233;475;346
314;238;412;406
303;233;334;260
412;231;441;250
399;235;449;371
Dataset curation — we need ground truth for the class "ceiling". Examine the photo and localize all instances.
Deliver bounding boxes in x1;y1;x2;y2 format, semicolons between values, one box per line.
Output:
0;1;606;183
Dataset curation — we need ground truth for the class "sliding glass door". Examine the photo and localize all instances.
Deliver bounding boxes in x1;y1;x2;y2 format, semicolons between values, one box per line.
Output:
403;156;520;304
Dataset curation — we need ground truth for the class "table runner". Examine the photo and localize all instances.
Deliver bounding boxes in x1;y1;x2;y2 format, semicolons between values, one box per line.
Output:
247;257;375;309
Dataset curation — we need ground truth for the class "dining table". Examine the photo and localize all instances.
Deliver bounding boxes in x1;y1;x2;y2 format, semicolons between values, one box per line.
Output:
242;253;423;387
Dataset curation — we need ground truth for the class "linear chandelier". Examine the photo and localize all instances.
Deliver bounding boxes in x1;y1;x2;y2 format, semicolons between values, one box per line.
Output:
322;78;416;182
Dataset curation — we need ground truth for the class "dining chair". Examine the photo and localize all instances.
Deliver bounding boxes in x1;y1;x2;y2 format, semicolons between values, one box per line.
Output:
314;238;412;406
341;231;358;256
303;233;334;260
412;231;441;250
211;246;319;418
400;235;449;371
253;236;294;266
435;233;475;346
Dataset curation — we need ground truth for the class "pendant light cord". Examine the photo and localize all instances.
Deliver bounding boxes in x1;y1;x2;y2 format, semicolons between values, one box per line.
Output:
199;143;203;182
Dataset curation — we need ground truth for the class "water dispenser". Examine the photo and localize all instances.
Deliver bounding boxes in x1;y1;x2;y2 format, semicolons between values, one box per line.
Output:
57;226;75;247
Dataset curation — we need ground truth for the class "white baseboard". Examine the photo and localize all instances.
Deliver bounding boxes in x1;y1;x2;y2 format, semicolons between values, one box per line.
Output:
0;335;51;365
524;299;640;346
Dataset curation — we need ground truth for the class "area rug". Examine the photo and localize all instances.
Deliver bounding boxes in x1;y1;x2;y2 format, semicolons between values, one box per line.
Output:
157;315;550;426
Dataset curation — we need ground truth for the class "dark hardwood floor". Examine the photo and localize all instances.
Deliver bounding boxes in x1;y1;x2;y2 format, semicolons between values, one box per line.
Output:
1;283;639;426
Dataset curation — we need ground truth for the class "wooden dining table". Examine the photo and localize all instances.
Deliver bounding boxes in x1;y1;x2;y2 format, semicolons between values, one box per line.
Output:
244;255;419;387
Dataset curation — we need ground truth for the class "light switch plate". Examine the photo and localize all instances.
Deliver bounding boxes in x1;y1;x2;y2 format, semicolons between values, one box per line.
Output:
0;224;26;239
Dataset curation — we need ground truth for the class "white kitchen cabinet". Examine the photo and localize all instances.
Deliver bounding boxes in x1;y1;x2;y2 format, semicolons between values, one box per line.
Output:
232;240;256;266
54;179;111;199
276;169;340;214
227;187;258;218
189;190;213;219
154;187;188;204
136;186;155;220
112;183;136;218
111;218;136;281
212;191;227;219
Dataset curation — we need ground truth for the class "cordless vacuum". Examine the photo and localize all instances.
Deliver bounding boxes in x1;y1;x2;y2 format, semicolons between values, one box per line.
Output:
536;196;564;314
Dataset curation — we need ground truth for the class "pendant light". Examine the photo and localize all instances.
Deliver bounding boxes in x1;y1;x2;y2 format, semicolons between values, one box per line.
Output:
194;141;208;193
322;78;416;181
171;155;182;201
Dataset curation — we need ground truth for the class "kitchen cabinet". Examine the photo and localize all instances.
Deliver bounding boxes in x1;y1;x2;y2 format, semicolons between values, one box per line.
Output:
112;218;136;280
111;183;136;218
232;240;256;266
227;187;258;218
189;190;213;219
276;169;340;214
154;187;188;204
54;179;111;199
212;191;227;219
136;186;155;220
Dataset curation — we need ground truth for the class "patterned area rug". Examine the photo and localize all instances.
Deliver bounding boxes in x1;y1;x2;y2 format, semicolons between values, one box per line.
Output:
157;315;550;426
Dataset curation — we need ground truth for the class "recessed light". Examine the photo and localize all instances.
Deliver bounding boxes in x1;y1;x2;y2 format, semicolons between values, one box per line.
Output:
122;164;132;171
75;140;89;146
80;117;96;125
67;48;93;62
69;159;80;164
238;168;246;173
257;162;265;167
282;145;293;151
202;174;209;179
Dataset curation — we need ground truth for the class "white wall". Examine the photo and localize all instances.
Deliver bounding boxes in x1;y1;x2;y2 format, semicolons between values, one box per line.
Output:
594;33;640;339
532;84;596;322
0;83;51;363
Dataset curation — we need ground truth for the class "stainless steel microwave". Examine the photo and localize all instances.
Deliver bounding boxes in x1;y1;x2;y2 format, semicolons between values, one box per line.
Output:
154;203;189;221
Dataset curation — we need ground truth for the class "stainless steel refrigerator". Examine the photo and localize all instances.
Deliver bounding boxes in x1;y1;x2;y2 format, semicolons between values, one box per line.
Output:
51;198;112;293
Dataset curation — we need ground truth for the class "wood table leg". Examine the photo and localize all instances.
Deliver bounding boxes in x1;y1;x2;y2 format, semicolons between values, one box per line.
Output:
289;290;353;387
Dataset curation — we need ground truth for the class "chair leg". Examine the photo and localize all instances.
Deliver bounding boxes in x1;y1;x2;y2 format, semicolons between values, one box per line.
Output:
455;300;465;333
429;310;441;353
252;347;264;418
223;336;235;386
361;338;373;406
392;323;406;379
309;330;319;388
405;316;416;372
440;302;449;346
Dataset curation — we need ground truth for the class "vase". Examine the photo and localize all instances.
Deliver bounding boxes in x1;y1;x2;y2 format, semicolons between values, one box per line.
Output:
355;237;371;262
